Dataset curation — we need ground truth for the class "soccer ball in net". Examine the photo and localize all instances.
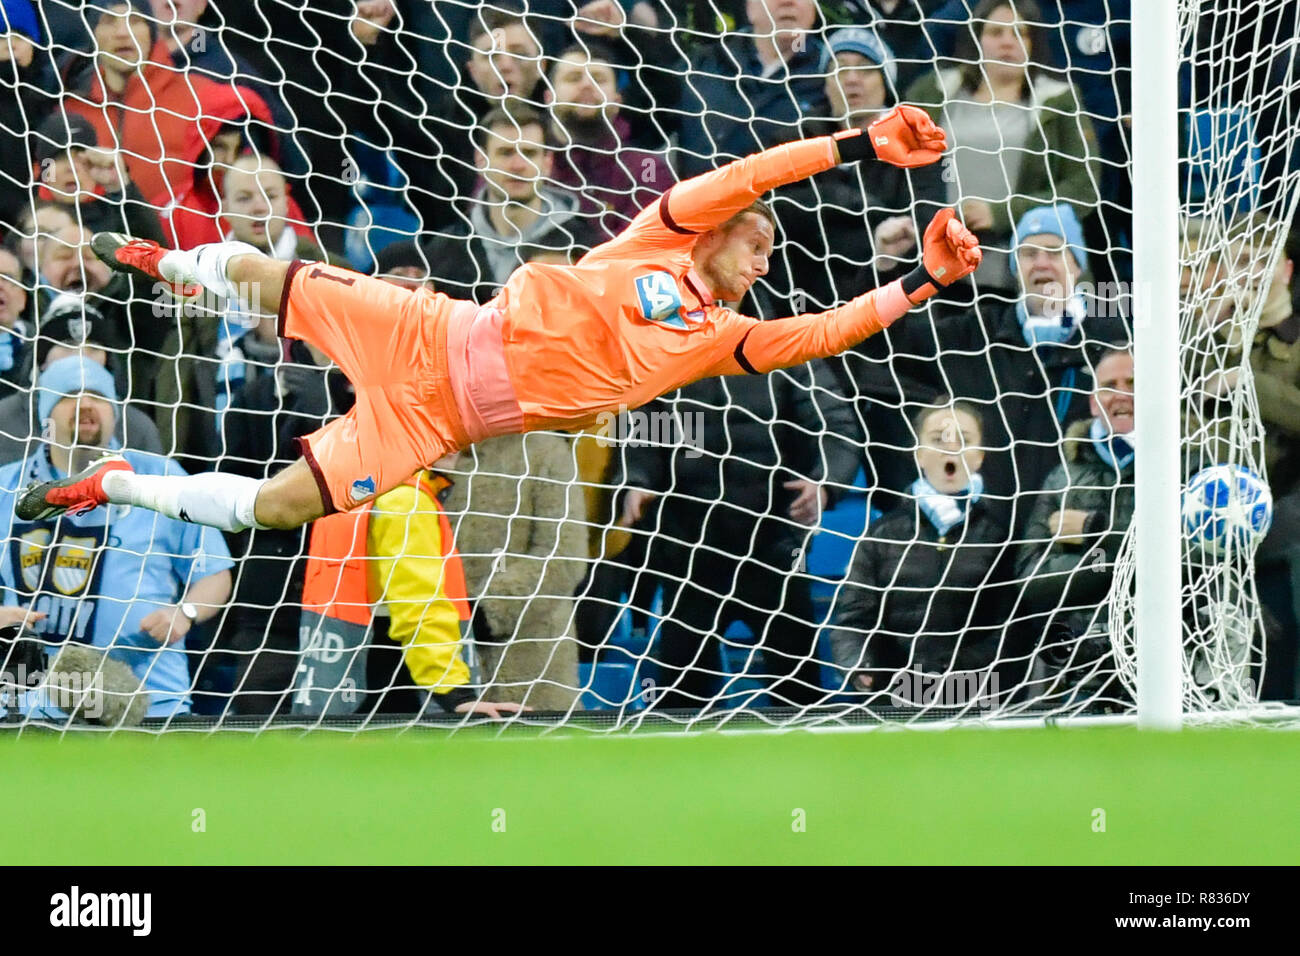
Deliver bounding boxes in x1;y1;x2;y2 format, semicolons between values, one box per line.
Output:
1181;465;1274;556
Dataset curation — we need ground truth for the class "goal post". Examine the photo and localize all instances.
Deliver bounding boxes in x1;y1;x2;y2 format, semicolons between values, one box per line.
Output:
1131;0;1182;730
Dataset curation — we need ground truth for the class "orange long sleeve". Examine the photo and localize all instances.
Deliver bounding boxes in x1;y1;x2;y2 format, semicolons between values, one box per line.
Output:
703;280;916;378
592;136;841;258
660;137;840;234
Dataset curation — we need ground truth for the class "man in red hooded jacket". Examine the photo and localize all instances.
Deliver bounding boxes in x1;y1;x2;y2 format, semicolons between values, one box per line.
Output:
155;83;314;250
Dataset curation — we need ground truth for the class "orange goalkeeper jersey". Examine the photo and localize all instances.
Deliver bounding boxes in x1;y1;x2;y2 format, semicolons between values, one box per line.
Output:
443;135;915;441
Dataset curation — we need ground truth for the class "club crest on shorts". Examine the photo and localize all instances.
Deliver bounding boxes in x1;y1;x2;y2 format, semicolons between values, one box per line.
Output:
349;476;376;503
634;271;685;326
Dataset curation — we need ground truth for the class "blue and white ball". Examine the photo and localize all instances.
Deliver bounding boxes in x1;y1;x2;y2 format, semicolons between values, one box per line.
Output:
1181;464;1273;555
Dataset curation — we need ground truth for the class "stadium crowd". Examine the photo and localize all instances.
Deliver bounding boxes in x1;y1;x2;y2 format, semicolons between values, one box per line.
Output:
0;0;1297;722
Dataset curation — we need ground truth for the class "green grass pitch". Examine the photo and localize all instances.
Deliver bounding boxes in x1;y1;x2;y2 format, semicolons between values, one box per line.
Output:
2;726;1296;864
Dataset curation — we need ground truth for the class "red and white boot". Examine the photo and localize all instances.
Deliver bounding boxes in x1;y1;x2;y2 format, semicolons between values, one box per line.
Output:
90;233;202;301
16;455;134;521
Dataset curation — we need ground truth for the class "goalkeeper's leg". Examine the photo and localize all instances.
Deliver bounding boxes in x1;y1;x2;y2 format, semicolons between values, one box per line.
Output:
16;452;324;531
90;232;290;315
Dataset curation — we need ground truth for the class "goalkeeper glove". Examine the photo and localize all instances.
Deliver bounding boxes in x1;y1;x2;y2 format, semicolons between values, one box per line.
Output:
834;105;947;168
901;208;982;303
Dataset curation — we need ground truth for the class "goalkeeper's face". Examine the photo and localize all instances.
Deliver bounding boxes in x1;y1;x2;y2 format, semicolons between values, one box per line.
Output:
692;213;774;303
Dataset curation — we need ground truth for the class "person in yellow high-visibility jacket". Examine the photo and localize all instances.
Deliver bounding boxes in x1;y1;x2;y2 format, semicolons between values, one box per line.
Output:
292;462;525;719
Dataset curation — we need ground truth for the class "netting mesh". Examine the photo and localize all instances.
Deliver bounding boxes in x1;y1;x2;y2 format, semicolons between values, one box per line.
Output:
0;0;1298;733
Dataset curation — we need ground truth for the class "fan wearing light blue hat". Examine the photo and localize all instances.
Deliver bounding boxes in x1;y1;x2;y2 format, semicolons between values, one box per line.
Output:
1011;202;1091;346
822;26;900;125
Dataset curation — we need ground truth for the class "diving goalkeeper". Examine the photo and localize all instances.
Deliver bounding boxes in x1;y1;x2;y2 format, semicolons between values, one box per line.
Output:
17;105;981;531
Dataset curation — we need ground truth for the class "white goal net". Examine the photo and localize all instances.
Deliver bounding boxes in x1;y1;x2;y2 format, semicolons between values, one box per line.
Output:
0;0;1297;732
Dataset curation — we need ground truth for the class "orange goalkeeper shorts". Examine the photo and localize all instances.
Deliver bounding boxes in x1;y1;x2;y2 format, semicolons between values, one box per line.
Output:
278;260;473;514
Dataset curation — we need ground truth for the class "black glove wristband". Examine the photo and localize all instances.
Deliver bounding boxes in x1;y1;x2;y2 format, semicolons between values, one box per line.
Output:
834;129;873;164
901;263;942;301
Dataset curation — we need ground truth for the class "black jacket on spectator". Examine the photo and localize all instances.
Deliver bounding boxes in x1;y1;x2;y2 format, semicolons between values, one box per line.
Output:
623;361;861;519
1008;417;1134;704
0;40;55;227
845;299;1130;534
620;360;860;708
211;345;355;716
1013;418;1134;636
79;274;170;398
236;0;467;247
828;497;1013;679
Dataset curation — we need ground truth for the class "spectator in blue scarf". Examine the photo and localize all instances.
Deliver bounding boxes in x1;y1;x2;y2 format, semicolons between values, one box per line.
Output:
829;400;1012;700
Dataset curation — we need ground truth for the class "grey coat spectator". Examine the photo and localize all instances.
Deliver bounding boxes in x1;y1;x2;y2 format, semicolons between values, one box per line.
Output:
1012;349;1134;705
1196;220;1300;698
444;432;588;711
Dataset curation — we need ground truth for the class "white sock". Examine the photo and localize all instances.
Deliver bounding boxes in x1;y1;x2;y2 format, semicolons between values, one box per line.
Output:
101;470;267;532
159;241;262;301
